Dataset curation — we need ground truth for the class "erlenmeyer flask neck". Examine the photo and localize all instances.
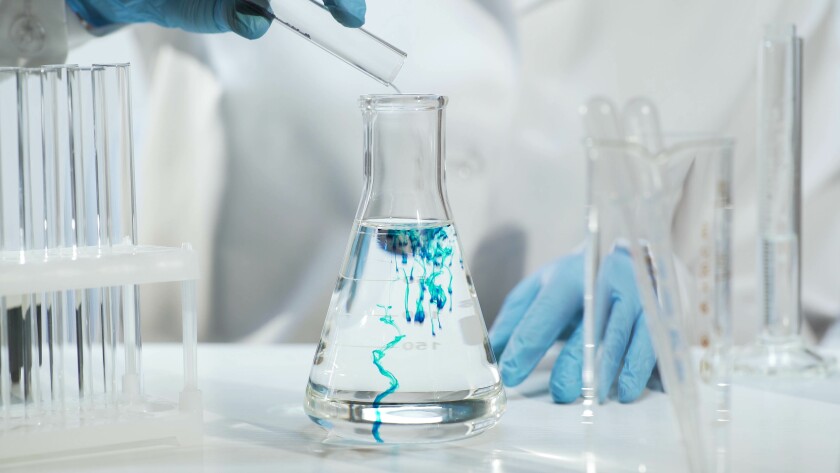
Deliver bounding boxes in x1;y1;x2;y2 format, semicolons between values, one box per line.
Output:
359;95;451;222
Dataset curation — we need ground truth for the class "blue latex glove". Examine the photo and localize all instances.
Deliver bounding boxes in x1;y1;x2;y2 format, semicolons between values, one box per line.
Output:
489;249;658;403
66;0;366;39
323;0;367;28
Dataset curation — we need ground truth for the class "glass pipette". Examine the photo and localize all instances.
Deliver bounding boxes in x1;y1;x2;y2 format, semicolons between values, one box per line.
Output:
236;0;406;87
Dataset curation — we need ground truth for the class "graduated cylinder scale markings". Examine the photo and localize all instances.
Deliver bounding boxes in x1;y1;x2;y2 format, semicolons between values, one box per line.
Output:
757;25;802;340
730;24;835;377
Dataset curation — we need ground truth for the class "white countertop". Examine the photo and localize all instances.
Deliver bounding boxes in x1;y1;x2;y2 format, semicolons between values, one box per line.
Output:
20;344;840;472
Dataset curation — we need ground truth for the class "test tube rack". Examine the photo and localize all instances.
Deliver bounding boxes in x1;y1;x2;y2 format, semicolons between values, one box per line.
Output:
0;65;202;461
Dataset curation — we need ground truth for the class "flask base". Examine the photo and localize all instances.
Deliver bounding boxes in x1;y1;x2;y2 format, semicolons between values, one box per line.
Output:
732;337;836;377
303;382;506;444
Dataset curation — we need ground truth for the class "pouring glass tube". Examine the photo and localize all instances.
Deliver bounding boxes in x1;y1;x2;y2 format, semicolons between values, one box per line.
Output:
237;0;406;87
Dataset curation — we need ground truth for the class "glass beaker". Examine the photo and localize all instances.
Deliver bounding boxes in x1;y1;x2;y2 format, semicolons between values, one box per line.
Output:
304;95;505;444
583;136;734;473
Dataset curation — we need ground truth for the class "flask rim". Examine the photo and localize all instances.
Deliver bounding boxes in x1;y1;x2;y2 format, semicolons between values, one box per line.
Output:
359;94;448;111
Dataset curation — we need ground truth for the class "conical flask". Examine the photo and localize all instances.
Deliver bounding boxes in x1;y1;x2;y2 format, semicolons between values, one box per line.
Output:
305;95;505;444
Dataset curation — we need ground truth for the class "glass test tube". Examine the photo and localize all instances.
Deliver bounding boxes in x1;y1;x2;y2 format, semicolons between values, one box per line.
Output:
578;97;618;416
91;66;116;405
0;68;47;420
266;0;406;86
70;66;98;406
93;64;141;400
90;64;140;405
42;66;72;412
0;68;17;421
25;68;47;420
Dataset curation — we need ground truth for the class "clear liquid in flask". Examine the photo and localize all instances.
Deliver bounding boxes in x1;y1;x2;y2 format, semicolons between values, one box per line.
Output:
305;218;505;443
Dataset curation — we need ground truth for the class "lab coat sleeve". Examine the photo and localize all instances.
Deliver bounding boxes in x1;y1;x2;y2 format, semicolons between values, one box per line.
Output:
66;4;98;49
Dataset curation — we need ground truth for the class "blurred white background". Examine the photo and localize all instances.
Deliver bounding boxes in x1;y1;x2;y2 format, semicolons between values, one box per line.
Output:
67;0;840;345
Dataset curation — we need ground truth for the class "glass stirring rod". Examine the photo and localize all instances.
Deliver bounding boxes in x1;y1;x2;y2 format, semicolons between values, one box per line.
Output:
236;0;406;87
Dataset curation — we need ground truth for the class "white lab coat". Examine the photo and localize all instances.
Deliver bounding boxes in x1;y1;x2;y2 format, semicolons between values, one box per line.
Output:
10;0;840;345
126;0;519;343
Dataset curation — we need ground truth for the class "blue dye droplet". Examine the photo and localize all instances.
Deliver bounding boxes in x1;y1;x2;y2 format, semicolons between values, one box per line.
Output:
387;224;456;328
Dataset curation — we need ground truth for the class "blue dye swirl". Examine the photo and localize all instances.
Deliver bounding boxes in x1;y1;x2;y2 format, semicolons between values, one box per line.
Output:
382;225;455;335
371;305;405;443
370;225;458;442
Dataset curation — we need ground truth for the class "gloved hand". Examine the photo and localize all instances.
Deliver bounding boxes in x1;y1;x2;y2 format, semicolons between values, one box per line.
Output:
323;0;367;28
66;0;366;40
489;249;657;403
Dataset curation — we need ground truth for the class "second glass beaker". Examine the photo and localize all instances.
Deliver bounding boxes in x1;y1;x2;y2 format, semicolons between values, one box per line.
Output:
584;136;734;473
304;95;505;444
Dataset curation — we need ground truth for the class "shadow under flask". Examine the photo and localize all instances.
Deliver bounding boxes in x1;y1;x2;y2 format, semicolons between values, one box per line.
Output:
304;95;506;444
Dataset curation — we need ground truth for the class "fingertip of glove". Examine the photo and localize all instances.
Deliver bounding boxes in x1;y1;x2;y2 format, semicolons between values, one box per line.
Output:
487;334;505;359
595;363;613;399
499;359;525;387
596;384;610;404
617;374;644;403
234;14;271;39
325;2;366;28
549;363;581;404
550;381;579;404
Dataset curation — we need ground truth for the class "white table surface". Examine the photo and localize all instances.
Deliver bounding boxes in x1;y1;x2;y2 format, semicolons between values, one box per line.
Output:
19;344;840;473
